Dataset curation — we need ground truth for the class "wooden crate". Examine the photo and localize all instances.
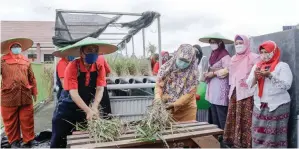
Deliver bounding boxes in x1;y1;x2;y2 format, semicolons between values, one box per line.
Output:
67;121;223;148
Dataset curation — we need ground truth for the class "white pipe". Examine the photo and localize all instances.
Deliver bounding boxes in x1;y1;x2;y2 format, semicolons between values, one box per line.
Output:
107;77;119;84
145;76;157;83
120;78;135;84
107;83;155;90
157;16;162;67
142;78;148;83
134;77;145;83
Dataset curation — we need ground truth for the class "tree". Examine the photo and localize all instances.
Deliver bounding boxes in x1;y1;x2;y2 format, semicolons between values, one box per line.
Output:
146;42;157;56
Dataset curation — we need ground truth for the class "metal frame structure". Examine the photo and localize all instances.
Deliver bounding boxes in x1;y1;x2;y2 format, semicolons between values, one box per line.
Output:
55;9;163;66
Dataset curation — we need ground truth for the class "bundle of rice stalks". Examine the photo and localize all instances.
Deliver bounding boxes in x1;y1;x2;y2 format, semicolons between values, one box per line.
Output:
87;117;126;143
113;58;127;76
137;58;152;76
135;100;175;147
126;58;138;76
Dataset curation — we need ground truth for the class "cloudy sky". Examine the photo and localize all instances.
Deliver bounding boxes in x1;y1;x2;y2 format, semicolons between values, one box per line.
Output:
1;0;299;56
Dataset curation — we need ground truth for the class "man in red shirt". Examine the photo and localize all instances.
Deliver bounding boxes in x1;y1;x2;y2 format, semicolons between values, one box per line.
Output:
50;37;117;148
55;56;75;100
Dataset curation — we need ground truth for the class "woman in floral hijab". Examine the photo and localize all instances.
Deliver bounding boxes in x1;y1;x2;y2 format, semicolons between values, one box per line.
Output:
154;44;199;122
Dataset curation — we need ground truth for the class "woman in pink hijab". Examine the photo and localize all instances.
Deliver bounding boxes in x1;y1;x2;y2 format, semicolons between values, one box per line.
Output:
223;35;259;148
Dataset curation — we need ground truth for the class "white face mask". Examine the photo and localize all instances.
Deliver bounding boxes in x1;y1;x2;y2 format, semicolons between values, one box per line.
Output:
210;44;218;51
235;44;245;54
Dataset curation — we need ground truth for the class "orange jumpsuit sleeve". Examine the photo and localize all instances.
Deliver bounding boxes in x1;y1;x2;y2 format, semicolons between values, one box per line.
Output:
28;64;38;95
154;82;163;100
173;88;196;112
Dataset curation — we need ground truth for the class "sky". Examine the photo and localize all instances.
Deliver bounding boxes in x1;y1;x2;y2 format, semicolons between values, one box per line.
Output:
1;0;299;56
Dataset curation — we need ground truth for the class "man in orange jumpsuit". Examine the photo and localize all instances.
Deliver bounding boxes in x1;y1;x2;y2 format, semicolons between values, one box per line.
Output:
1;38;38;148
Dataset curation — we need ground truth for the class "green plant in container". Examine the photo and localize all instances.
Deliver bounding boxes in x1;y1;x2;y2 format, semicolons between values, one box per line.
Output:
126;58;138;76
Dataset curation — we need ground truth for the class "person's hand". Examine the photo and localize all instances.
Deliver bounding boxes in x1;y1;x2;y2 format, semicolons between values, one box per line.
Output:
86;109;96;120
153;98;163;104
204;72;215;79
33;95;37;102
254;68;262;79
91;105;100;117
256;69;271;78
166;103;174;110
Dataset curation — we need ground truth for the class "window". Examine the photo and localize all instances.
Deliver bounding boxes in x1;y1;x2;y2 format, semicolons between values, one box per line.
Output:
28;54;37;59
44;54;54;62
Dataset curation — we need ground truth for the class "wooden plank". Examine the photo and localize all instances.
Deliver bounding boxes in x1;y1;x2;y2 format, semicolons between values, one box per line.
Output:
68;122;209;140
70;128;223;148
67;124;218;146
133;138;199;148
191;135;220;148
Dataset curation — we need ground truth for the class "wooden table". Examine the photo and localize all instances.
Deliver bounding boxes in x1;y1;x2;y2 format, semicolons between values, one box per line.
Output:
67;121;223;148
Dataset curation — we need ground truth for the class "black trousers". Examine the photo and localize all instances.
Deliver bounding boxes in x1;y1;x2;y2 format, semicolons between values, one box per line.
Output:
99;87;112;119
208;104;228;129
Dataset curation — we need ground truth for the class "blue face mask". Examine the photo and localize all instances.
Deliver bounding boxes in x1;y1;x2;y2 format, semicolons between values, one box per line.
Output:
176;59;190;69
85;53;98;64
67;56;75;61
11;47;22;55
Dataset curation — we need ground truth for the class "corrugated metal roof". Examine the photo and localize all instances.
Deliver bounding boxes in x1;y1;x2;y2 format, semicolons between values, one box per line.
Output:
1;21;55;43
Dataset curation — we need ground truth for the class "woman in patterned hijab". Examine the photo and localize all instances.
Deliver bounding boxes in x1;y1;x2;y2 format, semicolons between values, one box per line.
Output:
154;44;199;122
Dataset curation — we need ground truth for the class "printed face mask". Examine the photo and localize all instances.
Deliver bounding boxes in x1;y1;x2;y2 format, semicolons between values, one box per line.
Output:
210;44;218;51
176;59;190;69
235;44;245;54
11;47;22;55
260;51;274;62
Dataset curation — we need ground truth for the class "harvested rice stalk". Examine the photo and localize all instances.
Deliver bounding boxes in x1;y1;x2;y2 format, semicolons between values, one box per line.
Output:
138;58;152;76
113;58;127;76
87;117;125;143
71;106;127;143
126;58;138;76
135;100;175;147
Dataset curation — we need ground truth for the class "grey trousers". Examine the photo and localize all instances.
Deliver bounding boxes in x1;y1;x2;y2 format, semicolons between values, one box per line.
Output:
208;104;228;129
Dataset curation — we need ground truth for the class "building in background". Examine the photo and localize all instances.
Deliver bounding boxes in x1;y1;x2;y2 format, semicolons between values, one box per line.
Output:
282;24;299;31
1;21;56;63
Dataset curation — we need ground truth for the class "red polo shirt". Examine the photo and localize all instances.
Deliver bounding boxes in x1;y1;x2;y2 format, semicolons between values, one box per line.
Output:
63;58;106;90
96;55;111;75
56;58;69;79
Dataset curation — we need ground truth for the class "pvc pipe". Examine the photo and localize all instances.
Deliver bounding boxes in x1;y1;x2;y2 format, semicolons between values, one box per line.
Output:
134;77;146;83
120;78;135;84
107;77;119;84
142;78;148;83
145;76;157;83
107;83;155;90
114;78;123;84
157;16;162;67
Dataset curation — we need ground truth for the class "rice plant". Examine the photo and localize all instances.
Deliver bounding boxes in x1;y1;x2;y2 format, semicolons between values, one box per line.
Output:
125;58;138;76
135;100;175;148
